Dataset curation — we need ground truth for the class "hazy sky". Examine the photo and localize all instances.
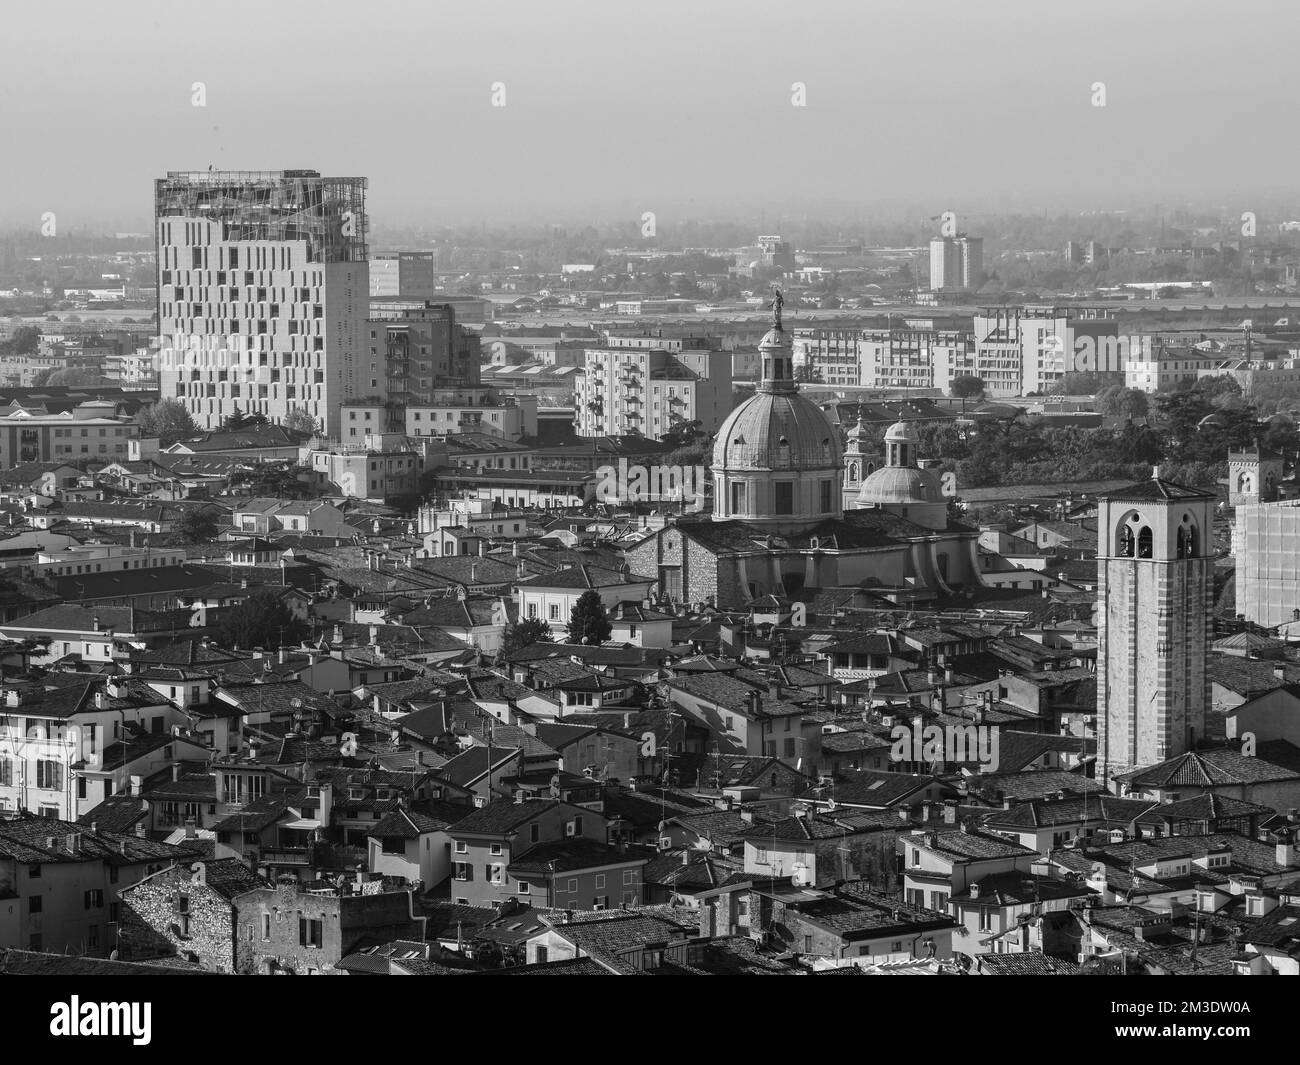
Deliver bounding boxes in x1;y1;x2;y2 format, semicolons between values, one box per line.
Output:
2;0;1298;230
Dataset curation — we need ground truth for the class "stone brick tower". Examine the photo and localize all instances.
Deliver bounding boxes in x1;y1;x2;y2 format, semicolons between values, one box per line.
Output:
1096;469;1215;784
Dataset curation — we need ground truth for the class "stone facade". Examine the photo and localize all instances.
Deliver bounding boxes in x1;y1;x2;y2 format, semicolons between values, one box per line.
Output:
117;861;251;972
234;878;422;975
1096;480;1215;781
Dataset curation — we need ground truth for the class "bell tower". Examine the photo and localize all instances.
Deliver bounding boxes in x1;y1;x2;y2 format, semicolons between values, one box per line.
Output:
1096;469;1215;784
841;416;876;510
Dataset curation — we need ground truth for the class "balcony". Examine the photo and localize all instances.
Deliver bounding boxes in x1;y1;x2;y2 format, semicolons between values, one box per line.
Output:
261;847;312;866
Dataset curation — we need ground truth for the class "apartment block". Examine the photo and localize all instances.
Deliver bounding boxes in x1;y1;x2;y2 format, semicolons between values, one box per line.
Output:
0;402;137;466
930;235;983;292
405;389;537;442
365;300;481;406
155;169;369;437
575;334;731;438
793;328;864;386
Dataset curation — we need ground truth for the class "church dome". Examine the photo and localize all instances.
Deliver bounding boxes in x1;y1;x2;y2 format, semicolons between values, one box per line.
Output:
857;464;941;506
710;286;844;530
713;392;842;472
884;419;918;446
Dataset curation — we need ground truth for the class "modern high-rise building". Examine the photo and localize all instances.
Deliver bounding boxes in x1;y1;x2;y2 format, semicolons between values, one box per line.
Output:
155;169;369;437
1095;474;1214;782
574;334;731;439
929;235;983;292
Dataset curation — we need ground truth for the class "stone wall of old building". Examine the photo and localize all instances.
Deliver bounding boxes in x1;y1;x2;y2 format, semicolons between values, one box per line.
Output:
235;880;422;975
683;535;722;608
117;864;237;972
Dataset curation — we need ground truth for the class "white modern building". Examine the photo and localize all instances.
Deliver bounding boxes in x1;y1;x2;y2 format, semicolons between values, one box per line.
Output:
155;169;370;437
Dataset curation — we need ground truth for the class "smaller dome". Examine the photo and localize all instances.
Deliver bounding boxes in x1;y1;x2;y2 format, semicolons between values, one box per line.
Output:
759;327;787;349
858;465;941;506
884;419;918;445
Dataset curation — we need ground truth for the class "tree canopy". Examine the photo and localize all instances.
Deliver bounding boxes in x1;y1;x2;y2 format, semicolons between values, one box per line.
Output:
567;590;611;646
214;588;307;651
502;617;553;657
136;398;198;446
949;375;985;399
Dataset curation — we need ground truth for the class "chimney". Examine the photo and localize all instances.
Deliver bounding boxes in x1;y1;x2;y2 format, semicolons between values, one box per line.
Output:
92;615;101;632
512;541;519;557
1278;837;1296;867
681;849;690;866
279;647;288;664
969;881;981;898
185;818;196;840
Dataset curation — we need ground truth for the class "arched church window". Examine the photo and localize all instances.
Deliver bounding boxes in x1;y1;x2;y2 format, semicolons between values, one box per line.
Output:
848;461;859;482
1137;526;1153;559
1177;516;1198;559
1238;472;1253;494
1117;522;1136;557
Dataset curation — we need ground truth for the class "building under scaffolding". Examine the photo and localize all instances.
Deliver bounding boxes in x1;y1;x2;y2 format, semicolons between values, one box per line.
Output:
154;170;368;263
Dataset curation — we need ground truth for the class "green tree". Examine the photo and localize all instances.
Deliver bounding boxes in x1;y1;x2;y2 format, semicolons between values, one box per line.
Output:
3;325;41;355
215;588;307;651
1050;371;1122;396
282;408;320;435
502;617;553;656
168;509;219;545
950;375;985;399
230;460;308;499
567;590;611;646
222;406;270;431
1096;386;1149;419
45;366;112;387
136;398;198;446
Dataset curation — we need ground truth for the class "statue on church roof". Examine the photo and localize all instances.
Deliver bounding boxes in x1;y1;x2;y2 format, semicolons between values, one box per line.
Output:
770;285;784;329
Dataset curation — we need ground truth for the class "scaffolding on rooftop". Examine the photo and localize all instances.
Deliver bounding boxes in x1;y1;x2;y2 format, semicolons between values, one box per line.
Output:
154;170;369;263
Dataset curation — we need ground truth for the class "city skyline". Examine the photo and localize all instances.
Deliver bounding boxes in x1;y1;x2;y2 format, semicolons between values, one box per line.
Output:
4;0;1300;228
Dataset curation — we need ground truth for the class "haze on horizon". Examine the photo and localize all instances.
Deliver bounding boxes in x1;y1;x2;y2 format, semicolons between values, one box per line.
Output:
2;0;1298;231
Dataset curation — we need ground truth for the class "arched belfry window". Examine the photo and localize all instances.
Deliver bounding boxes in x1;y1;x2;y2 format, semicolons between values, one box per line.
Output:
1238;471;1253;494
848;461;859;482
1117;515;1137;557
1137;526;1153;559
1177;515;1198;559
